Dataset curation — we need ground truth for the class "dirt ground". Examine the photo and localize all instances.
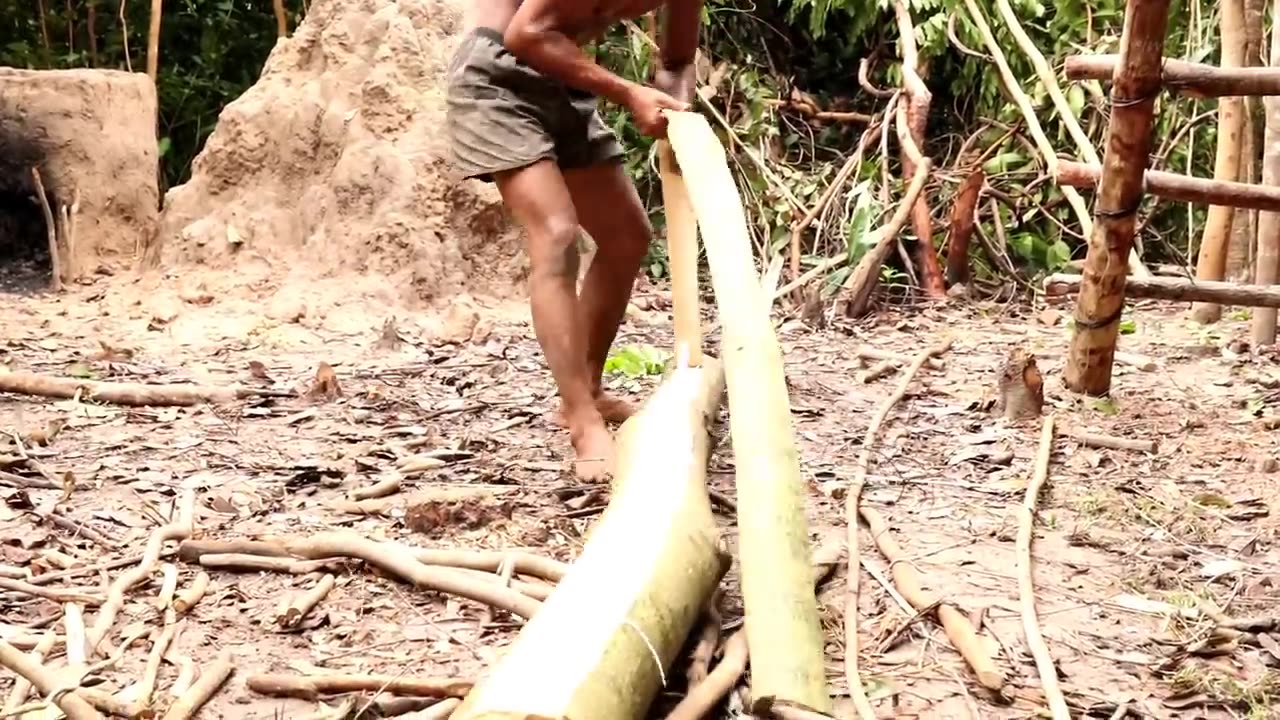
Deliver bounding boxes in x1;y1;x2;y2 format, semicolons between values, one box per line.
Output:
1;271;1278;719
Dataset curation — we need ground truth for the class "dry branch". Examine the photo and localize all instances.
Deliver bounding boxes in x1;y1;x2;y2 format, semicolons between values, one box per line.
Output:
664;538;842;720
0;577;103;605
961;0;1147;278
284;534;541;619
845;340;951;720
198;553;345;574
0;639;102;720
1063;0;1175;394
860;506;1004;691
277;574;335;629
1017;417;1069;720
247;673;473;701
2;631;54;712
1065;430;1157;453
348;476;401;501
1057;160;1280;212
1065;54;1280;97
667;112;829;712
172;572;209;615
87;490;195;656
159;649;232;720
1046;272;1280;307
145;0;162;80
0;372;282;406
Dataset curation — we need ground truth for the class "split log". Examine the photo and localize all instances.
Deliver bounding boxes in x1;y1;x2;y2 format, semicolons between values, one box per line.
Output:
666;111;830;713
1065;54;1280;98
1057;160;1280;213
659;141;703;367
1046;273;1280;307
1063;0;1175;395
247;673;472;701
451;359;730;719
0;372;284;406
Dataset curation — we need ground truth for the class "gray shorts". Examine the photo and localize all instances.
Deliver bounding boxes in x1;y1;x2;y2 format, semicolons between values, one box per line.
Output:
444;28;625;182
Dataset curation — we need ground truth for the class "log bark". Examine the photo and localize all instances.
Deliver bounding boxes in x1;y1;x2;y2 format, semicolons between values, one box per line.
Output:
1063;0;1174;395
1057;159;1280;212
1048;272;1280;307
1191;0;1248;323
1254;0;1280;344
666;111;831;713
1065;54;1280;97
451;361;730;720
0;372;279;406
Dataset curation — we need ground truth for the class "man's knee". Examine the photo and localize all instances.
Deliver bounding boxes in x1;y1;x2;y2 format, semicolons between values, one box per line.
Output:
527;215;582;280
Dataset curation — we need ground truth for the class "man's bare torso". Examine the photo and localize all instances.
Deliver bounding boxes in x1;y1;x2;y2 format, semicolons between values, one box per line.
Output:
465;0;668;44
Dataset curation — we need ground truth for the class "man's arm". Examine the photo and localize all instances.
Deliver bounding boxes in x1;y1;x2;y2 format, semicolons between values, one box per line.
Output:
504;0;638;107
654;1;702;104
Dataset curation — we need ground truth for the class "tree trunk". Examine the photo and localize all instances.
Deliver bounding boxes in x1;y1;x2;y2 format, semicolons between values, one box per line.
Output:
1191;0;1247;323
1253;0;1280;344
1227;0;1265;282
1063;0;1174;395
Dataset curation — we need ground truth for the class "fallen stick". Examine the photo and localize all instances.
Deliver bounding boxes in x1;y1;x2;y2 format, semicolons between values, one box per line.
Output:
27;554;155;587
0;469;63;490
0;578;104;605
0;639;101;720
1056;159;1280;213
348;476;401;501
1017;416;1070;720
198;553;346;574
159;649;233;720
30;168;62;292
172;572;209;615
860;504;1004;691
86;490;195;656
845;339;952;720
166;652;196;698
284;533;542;619
664;538;843;720
1064;430;1157;453
47;511;119;550
0;372;288;407
246;673;473;701
277;573;335;629
329;497;397;516
1044;272;1280;308
1;631;54;712
179;538;571;582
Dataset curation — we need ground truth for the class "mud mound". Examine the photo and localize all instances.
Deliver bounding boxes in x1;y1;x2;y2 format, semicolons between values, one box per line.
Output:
0;69;159;271
155;0;524;310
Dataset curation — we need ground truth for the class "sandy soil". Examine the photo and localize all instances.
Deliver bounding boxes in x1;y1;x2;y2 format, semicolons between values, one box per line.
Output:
1;271;1277;719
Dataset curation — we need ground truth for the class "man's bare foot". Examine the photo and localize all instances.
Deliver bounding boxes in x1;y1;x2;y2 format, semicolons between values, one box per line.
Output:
551;392;637;427
568;417;615;481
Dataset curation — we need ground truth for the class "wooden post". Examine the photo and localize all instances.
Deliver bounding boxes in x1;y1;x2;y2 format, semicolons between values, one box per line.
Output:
1056;159;1280;212
146;0;163;81
1254;0;1280;344
1064;0;1174;395
659;142;703;368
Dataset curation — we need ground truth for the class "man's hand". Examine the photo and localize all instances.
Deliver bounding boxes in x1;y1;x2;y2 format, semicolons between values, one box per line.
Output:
653;64;697;106
625;84;690;138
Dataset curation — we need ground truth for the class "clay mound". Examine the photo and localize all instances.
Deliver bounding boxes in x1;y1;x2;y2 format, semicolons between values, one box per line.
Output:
155;0;524;309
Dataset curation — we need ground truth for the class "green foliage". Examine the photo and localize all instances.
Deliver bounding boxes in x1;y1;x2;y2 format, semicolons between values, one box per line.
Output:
603;343;670;392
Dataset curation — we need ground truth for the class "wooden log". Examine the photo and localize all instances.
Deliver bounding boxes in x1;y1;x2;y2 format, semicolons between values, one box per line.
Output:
1047;272;1280;307
1057;159;1280;213
666;111;831;713
1065;53;1280;97
451;360;730;720
0;371;281;406
1063;0;1174;396
659;141;703;368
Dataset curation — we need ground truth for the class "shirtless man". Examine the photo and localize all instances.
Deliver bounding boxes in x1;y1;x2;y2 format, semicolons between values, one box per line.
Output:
445;0;702;478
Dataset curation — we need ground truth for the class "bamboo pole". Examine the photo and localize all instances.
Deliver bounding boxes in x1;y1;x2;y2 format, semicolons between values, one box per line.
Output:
1048;272;1280;307
1057;159;1280;212
667;111;831;713
1065;54;1280;97
451;361;730;719
1063;0;1174;395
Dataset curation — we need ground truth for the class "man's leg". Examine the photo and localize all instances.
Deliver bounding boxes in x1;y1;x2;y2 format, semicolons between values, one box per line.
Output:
494;159;614;480
562;160;653;423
